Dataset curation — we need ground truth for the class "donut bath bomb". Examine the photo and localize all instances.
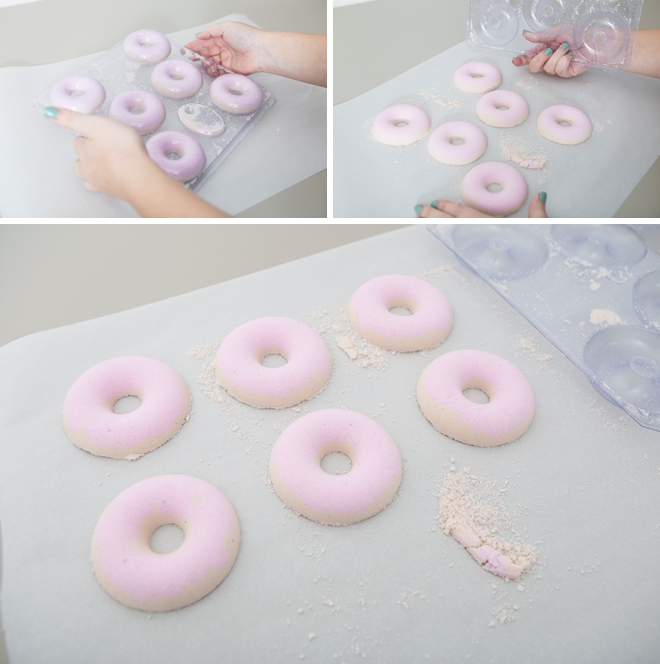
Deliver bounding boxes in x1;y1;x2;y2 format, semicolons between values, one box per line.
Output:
417;349;535;447
214;317;333;409
537;104;592;145
476;90;529;128
348;274;453;352
92;475;240;611
48;75;106;114
428;121;487;166
123;29;171;63
62;356;191;460
454;62;502;93
372;104;431;146
461;161;527;217
269;409;403;526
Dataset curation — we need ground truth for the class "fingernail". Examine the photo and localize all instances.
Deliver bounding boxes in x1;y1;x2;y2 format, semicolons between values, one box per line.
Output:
195;31;203;36
561;42;569;50
414;204;423;214
43;106;59;119
431;200;438;208
544;48;553;56
539;191;547;204
568;51;574;57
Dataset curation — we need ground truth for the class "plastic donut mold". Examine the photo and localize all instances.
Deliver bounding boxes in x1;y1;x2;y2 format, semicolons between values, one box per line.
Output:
214;317;333;409
348;274;453;351
269;409;403;525
62;356;191;460
92;475;240;611
417;349;535;447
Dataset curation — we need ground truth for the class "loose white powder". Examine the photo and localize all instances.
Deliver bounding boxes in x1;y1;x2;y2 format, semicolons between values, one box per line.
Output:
589;309;623;326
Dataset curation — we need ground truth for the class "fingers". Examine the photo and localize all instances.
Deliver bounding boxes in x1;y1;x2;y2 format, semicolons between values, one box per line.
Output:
512;43;546;68
414;200;492;218
414;203;452;218
528;192;549;218
43;107;106;137
524;43;576;77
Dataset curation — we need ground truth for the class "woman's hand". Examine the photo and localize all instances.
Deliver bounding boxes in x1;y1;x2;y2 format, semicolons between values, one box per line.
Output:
512;29;589;78
414;192;549;218
185;22;266;77
43;107;154;199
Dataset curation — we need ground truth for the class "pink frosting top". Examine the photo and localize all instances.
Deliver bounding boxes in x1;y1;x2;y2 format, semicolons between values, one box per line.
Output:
348;274;453;351
92;475;239;611
419;349;534;439
269;409;402;525
63;356;191;458
215;317;332;408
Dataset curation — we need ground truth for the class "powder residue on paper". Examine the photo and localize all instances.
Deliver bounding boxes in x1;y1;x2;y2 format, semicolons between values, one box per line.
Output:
438;471;537;580
500;135;547;170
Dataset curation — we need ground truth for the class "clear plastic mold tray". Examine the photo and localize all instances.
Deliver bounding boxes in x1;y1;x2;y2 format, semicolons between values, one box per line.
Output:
466;0;644;73
33;35;276;191
429;224;660;432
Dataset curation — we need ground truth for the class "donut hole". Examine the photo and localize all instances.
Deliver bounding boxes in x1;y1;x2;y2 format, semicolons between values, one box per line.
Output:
261;353;288;368
139;41;154;48
496;105;510;111
229;87;245;96
321;452;353;475
462;388;490;404
166;150;182;160
389;306;413;316
470;73;485;78
150;524;185;554
113;395;142;414
129;105;145;115
69;90;85;97
394;120;409;127
558;120;572;127
450;138;465;145
486;182;504;193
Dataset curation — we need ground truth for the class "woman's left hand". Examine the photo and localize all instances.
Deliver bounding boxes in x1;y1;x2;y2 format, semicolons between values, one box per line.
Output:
415;192;549;218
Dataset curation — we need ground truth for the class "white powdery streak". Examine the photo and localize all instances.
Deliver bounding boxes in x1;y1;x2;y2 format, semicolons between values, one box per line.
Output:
438;472;537;580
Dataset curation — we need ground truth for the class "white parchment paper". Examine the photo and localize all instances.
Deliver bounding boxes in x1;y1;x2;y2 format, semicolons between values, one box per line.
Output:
1;226;659;663
334;42;660;218
0;15;326;218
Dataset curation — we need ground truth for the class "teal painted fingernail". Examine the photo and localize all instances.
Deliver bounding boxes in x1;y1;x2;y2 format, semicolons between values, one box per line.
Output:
545;48;553;56
539;191;547;204
43;106;59;119
568;51;574;57
414;204;423;214
196;31;203;36
431;200;438;208
561;42;569;50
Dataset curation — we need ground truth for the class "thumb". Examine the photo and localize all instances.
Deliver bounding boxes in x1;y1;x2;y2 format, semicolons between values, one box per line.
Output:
529;192;549;218
43;107;105;137
521;29;548;44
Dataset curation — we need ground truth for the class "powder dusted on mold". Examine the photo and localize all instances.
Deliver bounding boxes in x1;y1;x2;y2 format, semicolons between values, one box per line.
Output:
589;309;623;326
438;472;537;580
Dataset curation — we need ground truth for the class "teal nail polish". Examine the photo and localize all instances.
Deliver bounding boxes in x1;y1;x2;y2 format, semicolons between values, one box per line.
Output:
568;51;574;57
561;42;569;50
539;191;547;204
43;106;59;119
431;200;438;208
544;48;553;56
414;204;423;214
195;31;203;36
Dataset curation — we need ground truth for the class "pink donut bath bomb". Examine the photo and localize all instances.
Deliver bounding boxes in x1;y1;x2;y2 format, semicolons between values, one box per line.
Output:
214;317;333;409
537;104;592;145
62;356;191;460
123;29;171;63
428;121;487;166
269;409;403;526
372;104;431;146
108;90;166;134
48;75;106;114
92;475;240;611
461;161;527;217
417;349;535;447
209;73;263;114
348;274;453;352
454;62;502;93
151;60;203;99
476;90;529;128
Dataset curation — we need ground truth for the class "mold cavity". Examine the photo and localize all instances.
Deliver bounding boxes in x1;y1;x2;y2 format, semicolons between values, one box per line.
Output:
595;31;607;44
487;182;503;193
389;306;413;316
490;17;501;29
630;356;658;379
166;151;182;160
588;230;610;245
184;105;196;114
129;105;144;114
150;524;185;554
558;120;572;127
261;353;287;368
321;452;352;475
541;3;553;16
463;388;490;404
451;138;465;145
395;120;409;127
69;90;85;97
113;395;142;414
